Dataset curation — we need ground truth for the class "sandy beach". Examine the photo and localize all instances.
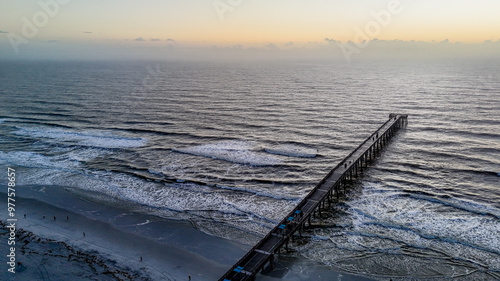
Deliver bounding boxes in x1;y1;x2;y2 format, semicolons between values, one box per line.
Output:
1;184;376;281
0;185;247;280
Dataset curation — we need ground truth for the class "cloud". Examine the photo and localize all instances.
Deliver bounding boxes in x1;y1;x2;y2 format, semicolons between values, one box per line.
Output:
324;38;339;44
84;31;92;34
0;30;8;34
150;38;161;41
265;43;277;49
305;41;323;47
2;37;499;61
483;39;500;44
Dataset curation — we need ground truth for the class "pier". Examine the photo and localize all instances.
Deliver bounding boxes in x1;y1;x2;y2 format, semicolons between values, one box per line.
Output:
220;114;408;281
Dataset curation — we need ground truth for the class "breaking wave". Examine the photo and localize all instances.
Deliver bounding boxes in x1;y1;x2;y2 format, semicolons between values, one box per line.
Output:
264;144;317;158
172;140;281;166
14;126;147;149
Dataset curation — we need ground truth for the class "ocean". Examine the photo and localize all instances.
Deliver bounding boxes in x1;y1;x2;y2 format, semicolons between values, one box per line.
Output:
1;59;499;280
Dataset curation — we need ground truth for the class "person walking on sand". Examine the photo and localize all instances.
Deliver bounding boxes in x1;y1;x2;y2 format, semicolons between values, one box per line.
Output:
189;275;191;280
83;232;85;237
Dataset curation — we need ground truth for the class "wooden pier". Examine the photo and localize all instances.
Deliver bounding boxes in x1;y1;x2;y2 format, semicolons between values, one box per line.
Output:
219;114;408;281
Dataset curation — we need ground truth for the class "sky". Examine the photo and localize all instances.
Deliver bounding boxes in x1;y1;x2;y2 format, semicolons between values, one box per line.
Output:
1;0;500;60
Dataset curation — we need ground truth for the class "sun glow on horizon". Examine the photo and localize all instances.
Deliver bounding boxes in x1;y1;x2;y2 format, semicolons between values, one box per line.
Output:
1;0;500;59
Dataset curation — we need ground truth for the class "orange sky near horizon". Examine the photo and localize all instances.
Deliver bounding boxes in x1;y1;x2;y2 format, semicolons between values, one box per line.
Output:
1;0;499;49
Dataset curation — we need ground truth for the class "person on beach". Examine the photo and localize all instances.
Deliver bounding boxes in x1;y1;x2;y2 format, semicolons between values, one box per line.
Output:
189;275;191;280
83;232;86;237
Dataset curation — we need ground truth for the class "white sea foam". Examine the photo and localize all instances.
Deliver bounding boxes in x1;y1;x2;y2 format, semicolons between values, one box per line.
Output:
173;140;281;166
327;185;500;270
352;190;499;248
135;220;151;226
14;127;147;149
0;131;114;172
80;171;292;234
0;151;77;169
291;180;500;274
296;192;500;276
13;161;291;240
265;144;317;158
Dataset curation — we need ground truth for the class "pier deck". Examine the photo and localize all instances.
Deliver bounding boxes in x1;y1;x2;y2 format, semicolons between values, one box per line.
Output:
220;114;408;281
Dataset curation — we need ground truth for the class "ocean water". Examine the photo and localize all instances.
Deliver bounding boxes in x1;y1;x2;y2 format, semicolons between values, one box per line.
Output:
1;59;499;280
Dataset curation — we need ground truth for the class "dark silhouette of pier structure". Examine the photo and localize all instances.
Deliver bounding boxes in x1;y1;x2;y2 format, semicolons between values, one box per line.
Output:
220;114;408;281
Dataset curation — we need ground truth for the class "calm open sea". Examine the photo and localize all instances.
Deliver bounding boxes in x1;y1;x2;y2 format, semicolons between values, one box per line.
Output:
1;59;499;280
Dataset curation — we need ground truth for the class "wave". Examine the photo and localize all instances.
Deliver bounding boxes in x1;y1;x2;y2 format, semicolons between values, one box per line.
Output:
1;117;94;127
356;185;500;220
343;188;500;259
85;170;293;231
0;150;80;170
214;184;300;201
403;191;500;219
340;227;500;267
352;220;500;256
14;126;147;149
172;140;281;166
378;165;500;185
111;127;211;141
364;177;500;219
21;111;75;118
146;169;300;201
264;144;317;158
2;156;291;238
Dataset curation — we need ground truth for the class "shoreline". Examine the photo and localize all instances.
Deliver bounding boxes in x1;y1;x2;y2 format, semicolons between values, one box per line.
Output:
0;186;247;280
0;185;375;280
